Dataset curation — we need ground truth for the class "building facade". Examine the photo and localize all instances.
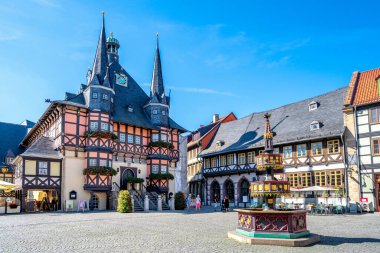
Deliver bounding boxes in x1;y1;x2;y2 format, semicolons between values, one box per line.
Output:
187;113;236;202
199;88;348;207
343;68;380;211
12;15;185;212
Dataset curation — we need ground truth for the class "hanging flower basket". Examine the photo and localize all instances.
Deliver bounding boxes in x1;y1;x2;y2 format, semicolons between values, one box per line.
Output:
84;130;118;140
83;166;117;176
149;172;174;180
148;141;174;149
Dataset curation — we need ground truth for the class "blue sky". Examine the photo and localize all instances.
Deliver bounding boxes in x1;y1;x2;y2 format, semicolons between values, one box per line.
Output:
0;0;379;131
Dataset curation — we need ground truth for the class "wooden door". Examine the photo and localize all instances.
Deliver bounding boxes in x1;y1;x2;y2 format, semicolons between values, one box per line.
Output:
375;174;380;212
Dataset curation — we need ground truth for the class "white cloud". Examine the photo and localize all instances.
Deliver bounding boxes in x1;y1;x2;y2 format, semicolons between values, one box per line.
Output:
33;0;60;8
258;56;291;69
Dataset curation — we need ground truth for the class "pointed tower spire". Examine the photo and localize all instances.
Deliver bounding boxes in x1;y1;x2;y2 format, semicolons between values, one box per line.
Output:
150;32;165;98
90;11;109;85
263;112;274;153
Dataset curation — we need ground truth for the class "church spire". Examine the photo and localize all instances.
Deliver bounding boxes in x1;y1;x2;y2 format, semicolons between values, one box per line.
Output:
89;11;109;86
150;33;165;98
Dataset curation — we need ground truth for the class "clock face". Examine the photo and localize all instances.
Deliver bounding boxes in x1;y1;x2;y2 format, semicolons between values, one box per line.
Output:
116;73;127;85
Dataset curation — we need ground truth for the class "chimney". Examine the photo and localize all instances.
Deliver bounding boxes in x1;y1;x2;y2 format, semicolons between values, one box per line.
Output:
213;114;219;123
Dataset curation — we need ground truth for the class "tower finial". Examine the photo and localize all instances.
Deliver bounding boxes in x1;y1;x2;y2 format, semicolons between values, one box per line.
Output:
156;32;159;49
263;112;273;153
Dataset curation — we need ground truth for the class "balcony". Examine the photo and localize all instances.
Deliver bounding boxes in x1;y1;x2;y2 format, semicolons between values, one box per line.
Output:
83;174;112;191
203;163;256;177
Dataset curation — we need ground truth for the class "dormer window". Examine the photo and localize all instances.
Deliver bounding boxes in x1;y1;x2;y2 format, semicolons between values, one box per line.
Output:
152;109;158;115
92;92;98;99
128;105;133;112
216;140;225;146
309;101;318;111
102;94;108;100
310;121;320;131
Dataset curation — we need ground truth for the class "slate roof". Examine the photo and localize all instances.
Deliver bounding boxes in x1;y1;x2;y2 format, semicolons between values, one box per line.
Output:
21;136;62;160
0;121;33;169
344;68;380;106
200;87;347;157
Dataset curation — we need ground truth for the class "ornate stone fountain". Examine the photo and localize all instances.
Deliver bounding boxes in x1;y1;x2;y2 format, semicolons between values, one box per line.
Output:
228;113;320;247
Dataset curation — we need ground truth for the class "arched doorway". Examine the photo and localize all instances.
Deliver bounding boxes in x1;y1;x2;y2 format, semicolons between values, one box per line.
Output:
210;181;220;203
89;193;99;210
239;178;250;201
122;169;135;185
224;180;235;202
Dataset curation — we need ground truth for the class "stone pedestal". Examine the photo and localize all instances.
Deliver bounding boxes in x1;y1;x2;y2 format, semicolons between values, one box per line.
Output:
157;195;162;211
144;195;149;212
169;198;175;210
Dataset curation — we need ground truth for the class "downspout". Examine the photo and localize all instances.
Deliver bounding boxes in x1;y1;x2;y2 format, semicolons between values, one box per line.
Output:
353;105;362;199
341;132;349;207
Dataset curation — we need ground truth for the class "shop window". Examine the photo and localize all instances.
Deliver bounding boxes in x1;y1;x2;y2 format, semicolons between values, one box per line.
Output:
227;154;234;165
288;174;298;187
327;140;340;154
220;155;226;166
247;152;254;163
311;142;322;156
373;138;380;155
297;144;307;157
283;146;292;158
300;172;311;187
238;153;246;164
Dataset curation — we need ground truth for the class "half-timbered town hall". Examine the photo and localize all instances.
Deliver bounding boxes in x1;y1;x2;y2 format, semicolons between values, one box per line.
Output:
12;14;185;212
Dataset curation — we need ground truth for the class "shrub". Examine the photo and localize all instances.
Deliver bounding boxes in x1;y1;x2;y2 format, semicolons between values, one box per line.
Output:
117;190;133;213
174;191;186;210
148;141;174;149
124;177;144;184
83;167;117;176
149;173;174;180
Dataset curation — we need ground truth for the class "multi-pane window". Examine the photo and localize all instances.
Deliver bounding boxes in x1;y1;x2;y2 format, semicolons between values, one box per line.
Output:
370;107;380;123
238;153;246;164
273;147;280;154
152;110;158;115
101;122;108;131
135;136;141;145
152;165;159;174
119;133;126;142
161;165;168;173
204;159;210;169
220;155;226;166
102;94;108;100
89;159;97;167
327;140;339;154
311;142;322;156
373;138;380;155
300;172;312;187
161;134;168;142
315;171;326;186
99;160;107;167
92;92;98;99
90;122;98;131
297;144;307;157
283;146;292;158
152;134;159;142
330;170;343;186
247;152;254;163
38;161;48;175
288;174;298;187
127;135;133;144
227;154;234;165
211;157;217;167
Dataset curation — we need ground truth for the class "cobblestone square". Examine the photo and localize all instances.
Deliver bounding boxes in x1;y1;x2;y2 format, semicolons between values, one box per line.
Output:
0;209;379;253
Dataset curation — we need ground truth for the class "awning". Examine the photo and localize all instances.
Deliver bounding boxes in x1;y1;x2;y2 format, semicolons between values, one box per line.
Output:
290;186;337;192
0;180;16;192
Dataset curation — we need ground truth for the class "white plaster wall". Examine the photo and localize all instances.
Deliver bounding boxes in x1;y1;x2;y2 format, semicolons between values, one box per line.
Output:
359;137;370;146
357;115;369;125
112;161;147;186
358;125;369;134
371;124;380;132
357;109;368;115
360;155;372;165
372;156;380;164
359;146;371;156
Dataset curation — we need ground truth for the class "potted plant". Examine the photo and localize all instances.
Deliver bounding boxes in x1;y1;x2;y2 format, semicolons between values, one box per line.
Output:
9;203;18;209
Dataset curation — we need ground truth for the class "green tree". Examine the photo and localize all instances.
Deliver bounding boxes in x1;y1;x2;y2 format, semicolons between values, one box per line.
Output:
117;190;133;213
174;191;186;210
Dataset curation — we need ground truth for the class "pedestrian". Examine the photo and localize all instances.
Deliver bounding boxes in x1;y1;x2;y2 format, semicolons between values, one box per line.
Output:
196;195;201;211
224;196;230;212
186;194;192;210
213;194;218;211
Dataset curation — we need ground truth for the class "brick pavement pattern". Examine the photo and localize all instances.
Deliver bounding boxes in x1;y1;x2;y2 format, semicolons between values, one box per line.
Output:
0;209;379;253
